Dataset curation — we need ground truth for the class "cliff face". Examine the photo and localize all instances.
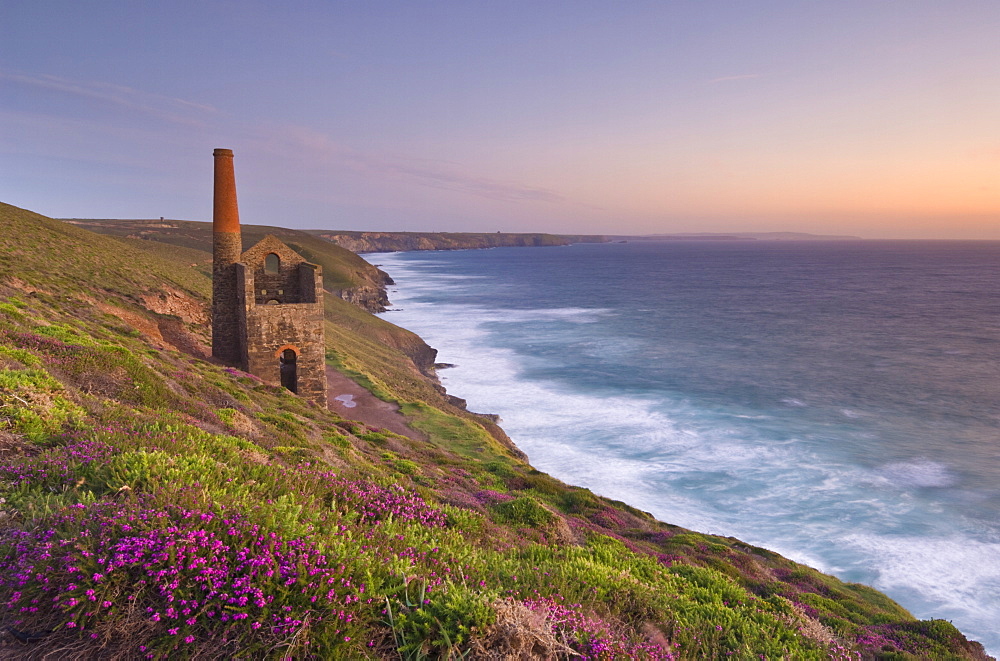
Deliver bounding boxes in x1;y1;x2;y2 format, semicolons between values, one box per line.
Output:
321;233;441;252
334;284;389;312
309;231;608;253
325;265;394;313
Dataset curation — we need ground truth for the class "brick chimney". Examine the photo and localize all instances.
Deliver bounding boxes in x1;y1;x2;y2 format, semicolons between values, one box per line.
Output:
212;148;243;363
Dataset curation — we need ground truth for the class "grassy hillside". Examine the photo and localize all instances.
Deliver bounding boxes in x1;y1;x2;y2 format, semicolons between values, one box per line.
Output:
65;218;392;311
0;202;991;659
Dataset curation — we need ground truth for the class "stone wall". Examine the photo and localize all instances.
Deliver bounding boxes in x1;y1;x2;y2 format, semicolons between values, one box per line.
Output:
211;238;242;364
241;303;327;406
242;236;310;305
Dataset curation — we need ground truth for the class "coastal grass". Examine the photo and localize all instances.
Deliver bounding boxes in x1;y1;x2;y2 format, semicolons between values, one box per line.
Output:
66;217;383;294
0;203;210;303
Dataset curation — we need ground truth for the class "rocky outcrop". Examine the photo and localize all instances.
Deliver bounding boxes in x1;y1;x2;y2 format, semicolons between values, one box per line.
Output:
332;286;387;312
330;268;394;313
323;234;440;253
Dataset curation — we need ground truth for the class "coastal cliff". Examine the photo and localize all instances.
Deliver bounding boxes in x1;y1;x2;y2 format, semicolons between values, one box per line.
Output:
1;202;992;659
307;230;608;253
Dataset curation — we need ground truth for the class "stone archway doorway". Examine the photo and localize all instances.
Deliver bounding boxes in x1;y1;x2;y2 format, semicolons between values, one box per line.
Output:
279;348;298;393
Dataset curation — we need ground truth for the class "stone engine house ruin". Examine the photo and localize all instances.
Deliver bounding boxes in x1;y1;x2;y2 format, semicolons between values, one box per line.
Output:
211;148;328;407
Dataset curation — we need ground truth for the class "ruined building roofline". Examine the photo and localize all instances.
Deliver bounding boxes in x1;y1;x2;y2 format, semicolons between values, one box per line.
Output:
241;234;313;265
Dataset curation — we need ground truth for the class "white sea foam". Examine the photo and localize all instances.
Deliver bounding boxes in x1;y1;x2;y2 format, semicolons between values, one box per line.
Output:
877;459;956;488
527;307;614;321
378;255;834;538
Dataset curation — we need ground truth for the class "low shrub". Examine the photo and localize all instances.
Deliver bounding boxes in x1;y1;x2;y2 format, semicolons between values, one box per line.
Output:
324;431;351;448
385;581;496;656
491;496;554;528
393;459;419;475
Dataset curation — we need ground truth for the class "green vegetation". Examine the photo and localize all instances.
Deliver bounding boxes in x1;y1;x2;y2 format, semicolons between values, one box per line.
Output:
0;202;989;659
491;495;555;528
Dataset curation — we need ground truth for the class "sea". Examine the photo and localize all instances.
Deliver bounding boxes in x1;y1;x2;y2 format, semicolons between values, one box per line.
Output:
372;240;1000;653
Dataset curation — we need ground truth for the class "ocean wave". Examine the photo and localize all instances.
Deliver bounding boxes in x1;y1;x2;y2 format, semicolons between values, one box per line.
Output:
374;249;1000;654
876;459;957;488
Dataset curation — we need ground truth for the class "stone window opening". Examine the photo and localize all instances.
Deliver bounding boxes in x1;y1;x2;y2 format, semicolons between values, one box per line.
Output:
279;348;298;393
265;253;280;274
266;299;280;305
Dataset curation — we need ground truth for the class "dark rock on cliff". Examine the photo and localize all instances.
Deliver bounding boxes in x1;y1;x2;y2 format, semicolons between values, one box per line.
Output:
333;285;390;313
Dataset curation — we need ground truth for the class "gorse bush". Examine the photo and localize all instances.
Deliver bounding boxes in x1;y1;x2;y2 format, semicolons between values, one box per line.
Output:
393;459;419;475
385;580;496;657
0;366;86;442
491;495;554;528
3;328;175;409
0;346;40;366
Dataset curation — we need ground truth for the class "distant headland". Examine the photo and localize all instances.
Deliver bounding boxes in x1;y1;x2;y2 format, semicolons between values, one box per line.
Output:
305;230;609;252
61;219;610;254
59;220;865;256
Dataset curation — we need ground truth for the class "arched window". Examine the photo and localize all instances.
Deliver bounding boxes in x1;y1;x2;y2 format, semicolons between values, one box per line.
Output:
265;253;280;274
279;348;298;393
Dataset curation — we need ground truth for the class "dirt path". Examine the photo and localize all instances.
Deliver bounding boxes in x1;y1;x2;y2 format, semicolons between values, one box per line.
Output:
325;366;424;441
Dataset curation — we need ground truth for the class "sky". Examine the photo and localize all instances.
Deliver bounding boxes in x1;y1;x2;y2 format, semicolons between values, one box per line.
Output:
2;1;1000;239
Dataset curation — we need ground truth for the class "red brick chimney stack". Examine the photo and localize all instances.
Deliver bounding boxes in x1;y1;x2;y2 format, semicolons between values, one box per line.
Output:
213;148;241;264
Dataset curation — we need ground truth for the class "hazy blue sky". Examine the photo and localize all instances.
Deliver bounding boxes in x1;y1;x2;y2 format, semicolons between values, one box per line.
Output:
3;1;1000;237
